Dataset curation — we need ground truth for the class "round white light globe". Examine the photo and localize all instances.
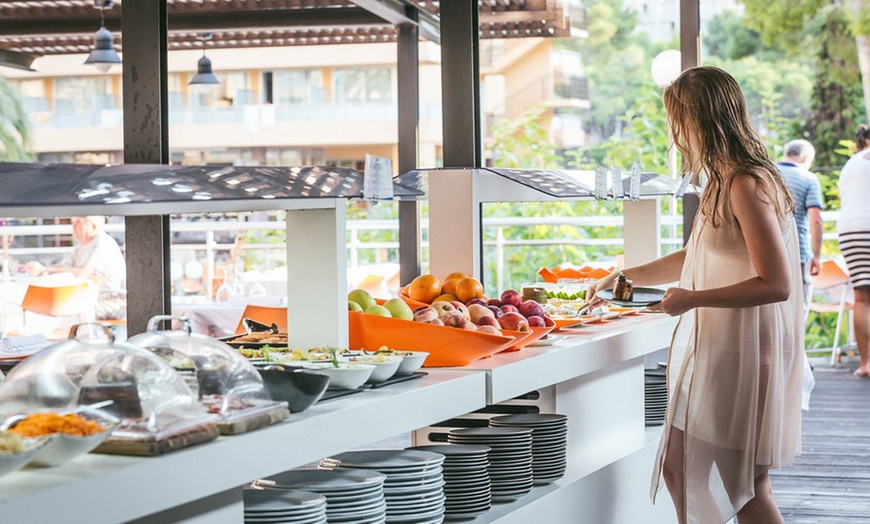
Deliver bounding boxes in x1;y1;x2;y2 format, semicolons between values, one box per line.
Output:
651;49;682;88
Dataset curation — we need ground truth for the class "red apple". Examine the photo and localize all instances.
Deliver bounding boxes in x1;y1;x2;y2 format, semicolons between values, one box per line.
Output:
487;305;504;318
500;289;522;308
468;304;494;323
440;311;466;328
518;300;545;319
466;298;487;308
460;320;478;331
475;315;500;328
498;312;529;332
450;301;471;320
413;306;439;322
500;304;518;315
431;301;456;316
477;325;502;336
527;315;546;327
543;315;555;327
487;298;503;308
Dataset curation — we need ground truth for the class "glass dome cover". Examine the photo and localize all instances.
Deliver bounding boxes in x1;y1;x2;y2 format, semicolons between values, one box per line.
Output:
127;316;287;424
0;324;216;442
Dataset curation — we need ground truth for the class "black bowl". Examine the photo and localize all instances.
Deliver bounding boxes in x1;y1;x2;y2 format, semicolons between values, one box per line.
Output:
256;366;330;413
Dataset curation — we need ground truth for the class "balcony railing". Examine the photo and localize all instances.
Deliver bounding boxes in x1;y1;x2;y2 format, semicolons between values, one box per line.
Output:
0;211;844;294
25;101;443;129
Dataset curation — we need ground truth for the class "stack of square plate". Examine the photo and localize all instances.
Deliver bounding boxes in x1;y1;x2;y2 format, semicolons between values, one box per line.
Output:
407;444;492;521
645;367;668;426
243;489;327;524
253;468;387;524
447;427;533;503
320;450;445;524
489;413;568;485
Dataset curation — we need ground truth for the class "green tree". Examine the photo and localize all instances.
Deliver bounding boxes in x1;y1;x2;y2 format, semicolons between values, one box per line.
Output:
0;75;33;161
740;0;870;124
705;9;768;60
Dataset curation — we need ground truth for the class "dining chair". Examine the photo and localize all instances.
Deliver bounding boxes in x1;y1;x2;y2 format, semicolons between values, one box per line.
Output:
233;304;288;334
805;259;855;365
20;280;95;337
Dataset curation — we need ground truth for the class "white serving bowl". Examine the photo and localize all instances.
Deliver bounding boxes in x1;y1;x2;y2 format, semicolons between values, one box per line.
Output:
392;351;429;376
0;435;54;479
28;419;118;467
339;355;403;383
301;362;375;390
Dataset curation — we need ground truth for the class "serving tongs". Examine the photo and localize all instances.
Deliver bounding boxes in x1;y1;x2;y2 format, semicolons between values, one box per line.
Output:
242;318;280;335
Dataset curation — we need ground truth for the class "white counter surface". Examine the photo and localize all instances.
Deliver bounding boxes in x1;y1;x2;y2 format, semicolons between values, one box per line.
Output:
0;370;485;524
454;314;678;403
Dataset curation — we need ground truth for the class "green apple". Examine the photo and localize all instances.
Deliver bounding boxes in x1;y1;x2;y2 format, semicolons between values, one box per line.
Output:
348;289;376;311
383;297;413;321
348;301;364;312
365;305;392;317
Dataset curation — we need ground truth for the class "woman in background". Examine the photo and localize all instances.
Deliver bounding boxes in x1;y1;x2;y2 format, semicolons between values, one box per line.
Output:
837;126;870;377
589;67;804;523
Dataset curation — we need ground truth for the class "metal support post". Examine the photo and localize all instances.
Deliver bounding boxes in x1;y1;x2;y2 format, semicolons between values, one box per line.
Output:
122;0;171;335
397;19;422;285
440;0;481;167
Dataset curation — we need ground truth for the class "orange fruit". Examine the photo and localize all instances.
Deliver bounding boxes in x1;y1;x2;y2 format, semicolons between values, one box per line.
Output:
444;271;468;282
432;293;458;303
408;274;442;304
455;277;484;303
441;278;462;297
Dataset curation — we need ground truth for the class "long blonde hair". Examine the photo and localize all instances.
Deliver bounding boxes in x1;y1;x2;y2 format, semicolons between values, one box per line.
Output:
663;66;794;226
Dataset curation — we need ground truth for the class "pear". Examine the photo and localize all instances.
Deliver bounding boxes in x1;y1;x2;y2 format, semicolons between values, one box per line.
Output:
365;305;392;317
348;289;376;311
383;298;413;320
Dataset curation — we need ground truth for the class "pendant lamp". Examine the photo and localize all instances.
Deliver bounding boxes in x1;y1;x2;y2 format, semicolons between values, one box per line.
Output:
84;0;121;73
189;33;220;86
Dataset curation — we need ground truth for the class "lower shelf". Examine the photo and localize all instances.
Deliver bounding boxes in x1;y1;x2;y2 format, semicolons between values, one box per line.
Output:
465;427;676;524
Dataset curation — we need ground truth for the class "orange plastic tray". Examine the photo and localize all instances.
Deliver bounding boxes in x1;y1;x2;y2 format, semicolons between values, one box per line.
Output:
348;312;517;367
501;325;555;352
548;315;582;331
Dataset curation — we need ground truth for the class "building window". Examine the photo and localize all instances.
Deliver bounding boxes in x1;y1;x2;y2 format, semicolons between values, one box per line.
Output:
54;77;114;113
273;69;326;104
333;67;394;103
190;72;251;108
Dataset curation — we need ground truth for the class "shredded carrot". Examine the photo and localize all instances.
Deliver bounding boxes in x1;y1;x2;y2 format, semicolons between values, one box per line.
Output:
8;413;106;437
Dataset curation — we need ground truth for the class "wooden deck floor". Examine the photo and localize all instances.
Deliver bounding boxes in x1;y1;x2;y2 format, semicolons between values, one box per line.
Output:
771;356;870;523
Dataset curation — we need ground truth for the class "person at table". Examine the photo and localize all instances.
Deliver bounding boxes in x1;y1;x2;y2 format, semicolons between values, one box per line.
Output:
588;67;804;523
24;216;126;320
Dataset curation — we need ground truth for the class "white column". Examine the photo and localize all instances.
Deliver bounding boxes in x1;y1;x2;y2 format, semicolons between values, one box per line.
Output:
428;169;481;279
285;203;348;348
623;198;662;268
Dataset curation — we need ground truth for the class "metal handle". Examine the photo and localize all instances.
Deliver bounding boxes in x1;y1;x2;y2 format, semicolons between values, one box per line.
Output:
146;315;192;335
68;322;115;342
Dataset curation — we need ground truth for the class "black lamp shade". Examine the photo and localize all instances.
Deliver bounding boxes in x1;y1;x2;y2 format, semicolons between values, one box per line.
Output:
189;55;220;85
84;27;121;72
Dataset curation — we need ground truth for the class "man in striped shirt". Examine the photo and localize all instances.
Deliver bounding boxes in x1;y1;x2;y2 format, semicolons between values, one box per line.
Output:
777;139;824;301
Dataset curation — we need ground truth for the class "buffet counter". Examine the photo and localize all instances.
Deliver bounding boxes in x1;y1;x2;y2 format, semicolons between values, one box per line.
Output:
0;315;677;523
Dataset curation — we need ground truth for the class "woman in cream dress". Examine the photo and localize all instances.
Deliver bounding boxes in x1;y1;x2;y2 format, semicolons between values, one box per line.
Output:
590;67;804;523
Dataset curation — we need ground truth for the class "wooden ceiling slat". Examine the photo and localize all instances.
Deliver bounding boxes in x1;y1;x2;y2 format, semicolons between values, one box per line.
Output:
0;0;571;56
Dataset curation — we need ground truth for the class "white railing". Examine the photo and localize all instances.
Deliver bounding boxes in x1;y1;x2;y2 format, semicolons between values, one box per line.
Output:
0;211;842;292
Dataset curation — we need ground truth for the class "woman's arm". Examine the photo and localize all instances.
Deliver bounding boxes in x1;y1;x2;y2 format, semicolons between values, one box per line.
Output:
655;174;791;316
588;248;686;304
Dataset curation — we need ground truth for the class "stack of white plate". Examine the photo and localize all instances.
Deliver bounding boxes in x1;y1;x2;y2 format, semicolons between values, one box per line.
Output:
320;450;446;524
645;367;668;426
408;444;492;521
447;427;533;503
489;414;568;485
253;468;387;524
243;489;327;524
